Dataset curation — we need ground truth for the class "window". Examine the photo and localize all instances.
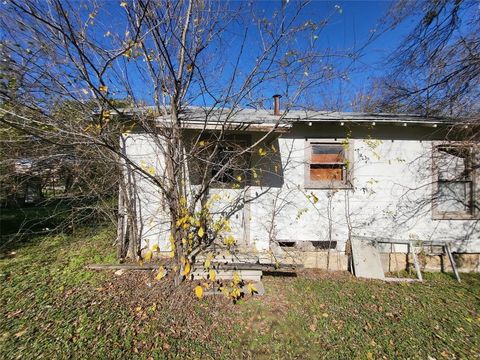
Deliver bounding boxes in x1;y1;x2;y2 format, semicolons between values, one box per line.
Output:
305;140;352;189
189;134;251;187
432;143;479;219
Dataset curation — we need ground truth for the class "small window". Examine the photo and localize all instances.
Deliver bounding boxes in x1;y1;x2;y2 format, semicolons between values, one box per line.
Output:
433;144;478;219
305;140;352;189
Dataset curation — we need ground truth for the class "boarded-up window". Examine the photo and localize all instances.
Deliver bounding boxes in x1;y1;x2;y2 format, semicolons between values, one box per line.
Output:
433;144;478;219
306;141;352;188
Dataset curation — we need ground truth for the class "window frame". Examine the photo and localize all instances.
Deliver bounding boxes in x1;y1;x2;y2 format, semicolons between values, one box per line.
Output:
432;142;479;220
304;139;353;189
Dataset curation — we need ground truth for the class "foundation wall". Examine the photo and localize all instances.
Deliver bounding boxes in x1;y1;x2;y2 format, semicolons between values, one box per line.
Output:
380;253;480;273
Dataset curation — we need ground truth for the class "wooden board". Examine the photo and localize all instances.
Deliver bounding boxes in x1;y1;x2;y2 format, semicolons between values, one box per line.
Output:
86;262;301;272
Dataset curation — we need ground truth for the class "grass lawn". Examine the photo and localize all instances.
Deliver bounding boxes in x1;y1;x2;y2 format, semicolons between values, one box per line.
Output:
1;227;479;359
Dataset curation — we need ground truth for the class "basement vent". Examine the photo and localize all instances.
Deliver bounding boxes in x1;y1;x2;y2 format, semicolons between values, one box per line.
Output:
278;241;296;248
311;241;337;250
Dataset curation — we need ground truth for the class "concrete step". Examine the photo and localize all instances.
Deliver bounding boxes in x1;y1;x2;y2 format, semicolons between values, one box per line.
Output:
191;269;262;282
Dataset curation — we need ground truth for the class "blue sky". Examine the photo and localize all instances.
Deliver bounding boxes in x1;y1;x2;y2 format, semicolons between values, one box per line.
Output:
245;0;416;109
85;1;421;110
1;0;420;110
90;1;417;110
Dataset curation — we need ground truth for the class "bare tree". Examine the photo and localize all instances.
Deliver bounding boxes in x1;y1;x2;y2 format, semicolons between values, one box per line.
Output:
0;0;356;288
350;0;478;122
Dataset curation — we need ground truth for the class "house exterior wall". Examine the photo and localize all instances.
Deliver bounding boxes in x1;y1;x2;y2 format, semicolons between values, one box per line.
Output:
123;123;480;270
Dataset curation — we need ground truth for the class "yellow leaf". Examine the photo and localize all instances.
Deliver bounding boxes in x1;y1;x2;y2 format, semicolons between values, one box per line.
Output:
219;286;230;297
168;250;175;258
147;166;155;175
151;244;159;252
311;193;319;204
232;271;241;285
195;285;203;299
230;287;241;299
144;250;152;261
120;1;127;7
204;259;211;269
198;226;205;238
366;351;374;360
155;267;166;280
246;283;257;295
209;269;216;281
223;235;235;247
258;147;267;156
236;175;242;181
199;140;205;146
182;262;191;276
99;85;108;93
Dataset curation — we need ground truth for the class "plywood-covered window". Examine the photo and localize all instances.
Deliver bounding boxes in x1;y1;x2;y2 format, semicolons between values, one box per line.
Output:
433;143;479;219
305;140;352;189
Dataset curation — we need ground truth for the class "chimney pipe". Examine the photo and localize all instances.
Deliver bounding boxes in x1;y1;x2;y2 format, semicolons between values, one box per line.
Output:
273;94;282;116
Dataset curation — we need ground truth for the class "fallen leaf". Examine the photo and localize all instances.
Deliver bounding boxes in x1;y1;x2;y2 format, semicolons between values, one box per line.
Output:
195;285;203;299
155;267;166;280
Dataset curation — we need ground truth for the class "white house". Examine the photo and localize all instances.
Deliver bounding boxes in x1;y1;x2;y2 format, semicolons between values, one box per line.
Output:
120;104;480;274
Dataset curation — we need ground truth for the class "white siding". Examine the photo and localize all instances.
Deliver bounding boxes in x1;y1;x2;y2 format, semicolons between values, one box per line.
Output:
125;132;480;254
